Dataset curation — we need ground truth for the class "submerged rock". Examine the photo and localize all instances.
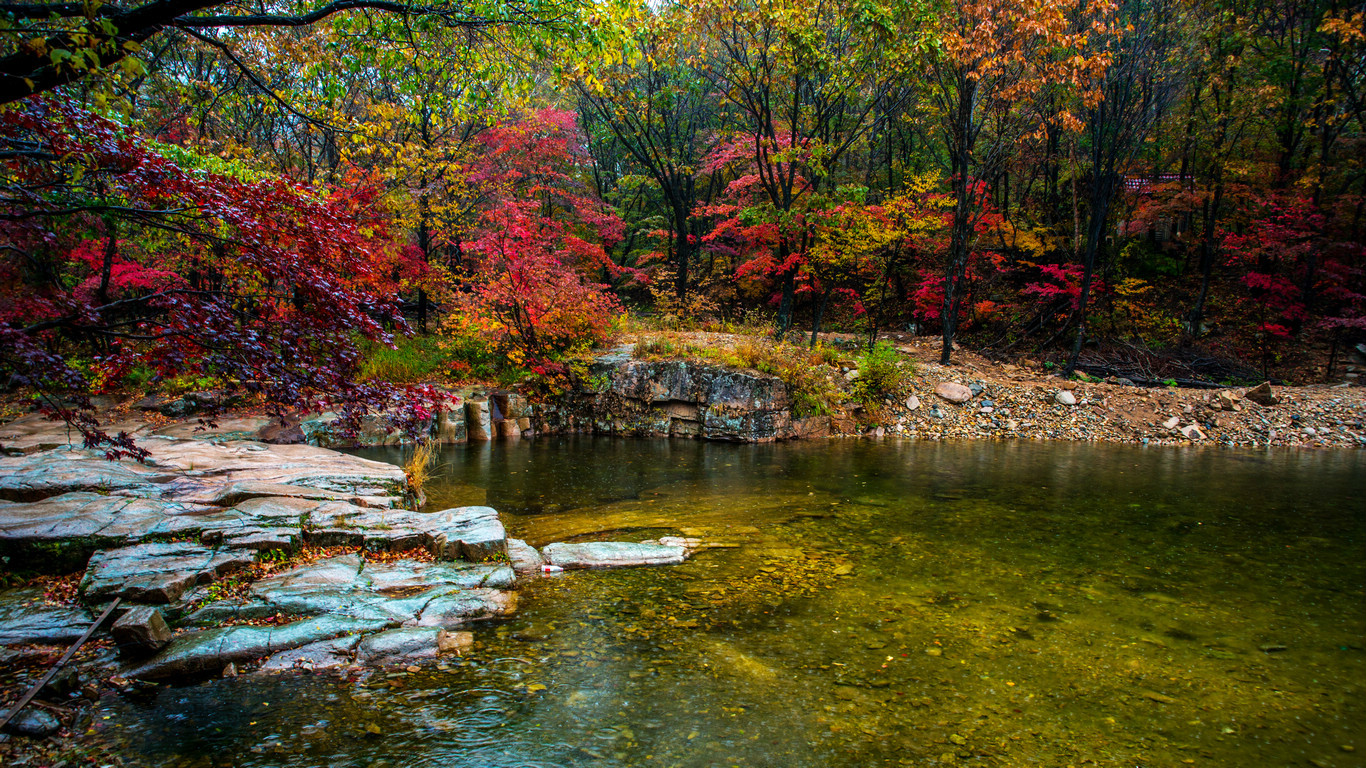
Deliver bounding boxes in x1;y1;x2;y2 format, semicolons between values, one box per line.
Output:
3;708;61;738
542;541;688;569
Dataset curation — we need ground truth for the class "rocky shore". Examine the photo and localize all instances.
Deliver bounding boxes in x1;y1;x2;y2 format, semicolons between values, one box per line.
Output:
0;424;695;751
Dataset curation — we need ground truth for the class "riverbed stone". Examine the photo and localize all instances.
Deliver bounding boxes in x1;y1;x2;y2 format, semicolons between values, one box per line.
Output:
356;627;443;663
111;606;173;654
80;542;256;604
127;615;393;679
934;382;973;404
542;541;688;569
259;635;362;672
1054;390;1078;406
0;587;93;646
3;708;61;738
506;538;544;573
413;589;518;627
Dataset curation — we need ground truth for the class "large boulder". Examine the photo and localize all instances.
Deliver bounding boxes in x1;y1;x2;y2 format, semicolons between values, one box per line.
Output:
934;382;974;404
111;606;173;654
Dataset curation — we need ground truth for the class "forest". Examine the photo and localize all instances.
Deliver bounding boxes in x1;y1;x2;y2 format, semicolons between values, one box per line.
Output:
2;0;1363;447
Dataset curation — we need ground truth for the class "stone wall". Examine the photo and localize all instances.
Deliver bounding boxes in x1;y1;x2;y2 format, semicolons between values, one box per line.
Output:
533;349;801;443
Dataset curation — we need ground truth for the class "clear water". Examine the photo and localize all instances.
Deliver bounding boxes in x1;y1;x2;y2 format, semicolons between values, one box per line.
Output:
96;438;1366;767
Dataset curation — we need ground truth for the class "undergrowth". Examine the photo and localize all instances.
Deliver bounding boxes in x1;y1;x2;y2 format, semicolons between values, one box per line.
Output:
360;334;450;383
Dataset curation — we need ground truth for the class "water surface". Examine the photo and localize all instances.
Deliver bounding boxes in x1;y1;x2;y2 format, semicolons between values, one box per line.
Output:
98;439;1365;767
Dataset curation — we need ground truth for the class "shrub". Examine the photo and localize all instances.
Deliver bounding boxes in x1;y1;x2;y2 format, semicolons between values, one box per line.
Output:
852;341;911;405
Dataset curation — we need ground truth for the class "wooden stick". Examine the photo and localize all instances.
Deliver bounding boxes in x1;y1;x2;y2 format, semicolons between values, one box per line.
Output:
0;597;121;732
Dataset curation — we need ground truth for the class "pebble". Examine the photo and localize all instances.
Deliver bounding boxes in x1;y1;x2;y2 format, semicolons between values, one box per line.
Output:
1054;391;1077;406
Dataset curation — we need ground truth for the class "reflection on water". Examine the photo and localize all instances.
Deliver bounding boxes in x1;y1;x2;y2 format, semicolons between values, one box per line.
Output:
97;439;1365;767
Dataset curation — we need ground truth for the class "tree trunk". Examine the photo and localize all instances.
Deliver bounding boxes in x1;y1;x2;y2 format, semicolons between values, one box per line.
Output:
1065;174;1115;374
775;240;796;341
97;217;117;307
810;288;831;346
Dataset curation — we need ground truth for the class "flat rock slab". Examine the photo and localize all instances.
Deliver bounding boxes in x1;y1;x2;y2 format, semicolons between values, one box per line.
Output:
0;413;153;456
356;627;443;663
145;439;408;500
184;555;516;628
259;635;362;672
0;493;226;549
80;542;256;604
127;615;392;679
0;437;410;507
542;541;688;569
0;453;173;502
0;587;93;646
151;416;276;442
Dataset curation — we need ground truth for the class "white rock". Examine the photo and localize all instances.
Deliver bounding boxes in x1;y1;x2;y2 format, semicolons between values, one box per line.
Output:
1054;391;1077;406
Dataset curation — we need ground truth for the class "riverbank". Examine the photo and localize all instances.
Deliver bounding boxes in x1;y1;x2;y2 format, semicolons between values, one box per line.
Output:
575;331;1366;449
3;332;1362;453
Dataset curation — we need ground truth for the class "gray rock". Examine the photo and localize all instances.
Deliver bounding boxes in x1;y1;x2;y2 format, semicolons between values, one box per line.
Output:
422;506;507;561
414;589;517;627
80;542;255;604
542;541;688;569
536;357;795;443
506;538;544;573
185;556;514;627
967;382;985;396
127;615;392;679
0;452;171;502
0;587;92;646
3;708;60;738
934;382;973;404
259;635;361;672
904;395;921;412
111;606;173;654
356;627;446;663
1054;390;1078;406
364;561;514;592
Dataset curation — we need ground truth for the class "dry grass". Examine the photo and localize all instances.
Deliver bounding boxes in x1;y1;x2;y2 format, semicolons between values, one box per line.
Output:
403;440;439;496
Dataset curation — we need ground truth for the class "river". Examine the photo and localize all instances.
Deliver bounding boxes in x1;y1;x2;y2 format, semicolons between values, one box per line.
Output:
96;438;1365;767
